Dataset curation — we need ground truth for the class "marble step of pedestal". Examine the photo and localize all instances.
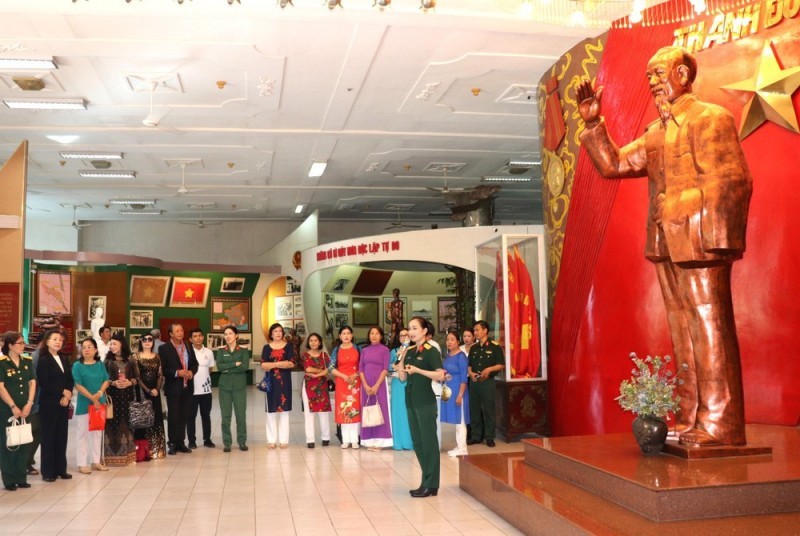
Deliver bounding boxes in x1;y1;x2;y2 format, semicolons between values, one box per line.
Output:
459;451;800;536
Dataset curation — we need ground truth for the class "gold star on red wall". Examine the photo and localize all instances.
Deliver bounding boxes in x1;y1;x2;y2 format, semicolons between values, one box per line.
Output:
722;40;800;140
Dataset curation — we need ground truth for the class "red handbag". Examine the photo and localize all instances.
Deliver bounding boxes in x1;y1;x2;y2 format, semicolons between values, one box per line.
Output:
135;439;151;462
88;404;107;431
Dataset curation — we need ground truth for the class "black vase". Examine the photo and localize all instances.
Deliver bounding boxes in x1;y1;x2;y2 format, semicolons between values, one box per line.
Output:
632;415;668;454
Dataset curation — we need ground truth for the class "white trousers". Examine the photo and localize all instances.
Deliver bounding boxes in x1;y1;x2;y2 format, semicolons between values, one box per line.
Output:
455;403;468;452
74;414;103;466
302;381;331;443
266;411;290;445
341;422;360;446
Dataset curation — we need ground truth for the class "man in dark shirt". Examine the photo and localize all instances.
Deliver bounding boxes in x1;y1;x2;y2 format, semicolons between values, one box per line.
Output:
467;320;505;447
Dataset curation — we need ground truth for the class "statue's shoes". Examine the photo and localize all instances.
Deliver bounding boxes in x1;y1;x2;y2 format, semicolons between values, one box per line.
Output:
678;428;721;446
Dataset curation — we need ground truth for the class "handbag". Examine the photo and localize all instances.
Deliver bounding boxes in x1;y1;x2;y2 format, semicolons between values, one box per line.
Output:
361;395;384;428
135;438;151;462
88;403;107;431
106;394;114;419
6;417;33;450
327;379;336;392
257;371;272;393
129;387;154;430
440;382;452;402
67;402;74;420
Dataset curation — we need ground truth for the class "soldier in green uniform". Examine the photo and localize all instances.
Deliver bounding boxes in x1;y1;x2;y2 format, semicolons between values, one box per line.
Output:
467;320;505;447
0;332;36;490
215;325;250;452
398;316;445;498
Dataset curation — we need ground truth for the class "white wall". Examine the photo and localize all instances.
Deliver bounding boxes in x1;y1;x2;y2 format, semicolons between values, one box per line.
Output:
25;218;80;252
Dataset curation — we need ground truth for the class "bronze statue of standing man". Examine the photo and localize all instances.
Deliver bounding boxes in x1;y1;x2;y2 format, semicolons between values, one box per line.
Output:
577;46;753;447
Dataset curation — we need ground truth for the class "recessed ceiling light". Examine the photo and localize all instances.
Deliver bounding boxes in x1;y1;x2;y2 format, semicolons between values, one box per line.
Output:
119;210;162;216
3;98;86;110
79;170;136;179
60;151;124;160
482;176;532;183
46;135;80;144
308;161;327;178
0;58;57;70
294;203;307;214
109;199;156;205
507;160;541;168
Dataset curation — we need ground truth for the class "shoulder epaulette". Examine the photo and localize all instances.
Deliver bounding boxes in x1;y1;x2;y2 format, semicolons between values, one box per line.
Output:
21;355;32;360
422;343;431;350
489;340;500;346
0;355;7;361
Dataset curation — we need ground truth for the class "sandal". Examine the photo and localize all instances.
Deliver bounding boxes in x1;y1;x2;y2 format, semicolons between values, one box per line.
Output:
279;444;288;449
268;443;276;449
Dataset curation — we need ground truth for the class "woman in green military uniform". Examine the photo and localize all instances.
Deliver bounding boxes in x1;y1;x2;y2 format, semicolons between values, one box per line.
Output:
397;316;445;498
0;332;36;491
216;325;249;452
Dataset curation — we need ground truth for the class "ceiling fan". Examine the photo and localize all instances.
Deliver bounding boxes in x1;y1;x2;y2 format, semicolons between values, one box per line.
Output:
142;82;184;135
178;220;223;230
385;208;422;230
171;162;210;196
426;168;468;196
59;205;91;230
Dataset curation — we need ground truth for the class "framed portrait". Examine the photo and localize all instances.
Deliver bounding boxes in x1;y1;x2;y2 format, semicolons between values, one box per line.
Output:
129;333;142;351
169;277;211;308
334;313;349;329
324;293;334;311
412;300;433;322
293;295;303;318
220;277;245;293
352;297;378;326
88;296;106;320
36;271;71;316
286;276;301;295
130;275;171;307
211;297;251;332
438;297;457;333
206;332;225;351
333;294;349;312
279;319;294;331
274;296;294;320
130;309;154;329
75;329;92;342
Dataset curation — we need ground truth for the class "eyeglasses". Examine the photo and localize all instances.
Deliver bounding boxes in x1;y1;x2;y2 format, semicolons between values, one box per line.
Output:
13;341;24;345
142;336;154;341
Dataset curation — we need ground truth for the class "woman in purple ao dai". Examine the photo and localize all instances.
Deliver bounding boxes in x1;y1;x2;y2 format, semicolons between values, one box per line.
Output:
358;326;393;451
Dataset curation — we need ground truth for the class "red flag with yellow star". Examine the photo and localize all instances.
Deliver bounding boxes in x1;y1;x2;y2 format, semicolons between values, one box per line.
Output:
170;278;209;307
514;245;541;378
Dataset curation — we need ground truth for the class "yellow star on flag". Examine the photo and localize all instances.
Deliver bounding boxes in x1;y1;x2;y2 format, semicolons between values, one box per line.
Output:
722;40;800;140
184;287;195;299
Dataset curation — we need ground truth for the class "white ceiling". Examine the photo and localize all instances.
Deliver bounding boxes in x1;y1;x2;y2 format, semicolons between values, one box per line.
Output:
0;0;605;229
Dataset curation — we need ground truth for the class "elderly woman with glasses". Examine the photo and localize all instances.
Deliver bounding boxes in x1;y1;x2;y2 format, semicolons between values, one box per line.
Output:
133;333;166;459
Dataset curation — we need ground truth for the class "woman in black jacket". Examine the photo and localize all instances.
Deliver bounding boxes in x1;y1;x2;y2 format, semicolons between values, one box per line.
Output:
36;329;74;482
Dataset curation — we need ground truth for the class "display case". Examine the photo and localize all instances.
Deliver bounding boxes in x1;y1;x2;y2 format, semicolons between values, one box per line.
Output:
475;234;549;440
475;234;547;381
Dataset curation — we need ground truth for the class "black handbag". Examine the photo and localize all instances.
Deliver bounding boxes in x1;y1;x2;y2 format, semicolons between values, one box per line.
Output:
129;386;154;430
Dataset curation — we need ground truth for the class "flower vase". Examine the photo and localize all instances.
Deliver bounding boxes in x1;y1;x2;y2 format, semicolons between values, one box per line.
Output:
632;415;668;454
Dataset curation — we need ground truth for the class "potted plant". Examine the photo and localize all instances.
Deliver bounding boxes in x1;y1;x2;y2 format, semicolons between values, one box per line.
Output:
616;352;686;454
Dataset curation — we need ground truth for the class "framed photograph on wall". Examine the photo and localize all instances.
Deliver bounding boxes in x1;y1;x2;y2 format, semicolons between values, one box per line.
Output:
130;275;171;307
332;278;349;292
206;332;225;350
36;271;72;316
411;300;433;322
130;309;154;329
333;294;349;312
274;296;294;320
279;319;294;332
211;297;251;332
169;277;211;308
220;277;245;293
111;327;126;338
237;332;252;350
295;320;307;338
286;276;301;295
129;333;143;351
293;295;303;318
438;297;457;333
88;296;106;319
75;329;92;342
352;297;378;326
324;293;334;311
334;313;349;329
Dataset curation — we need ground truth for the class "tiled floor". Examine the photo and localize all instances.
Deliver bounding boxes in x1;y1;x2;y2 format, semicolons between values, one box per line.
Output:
0;387;524;536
